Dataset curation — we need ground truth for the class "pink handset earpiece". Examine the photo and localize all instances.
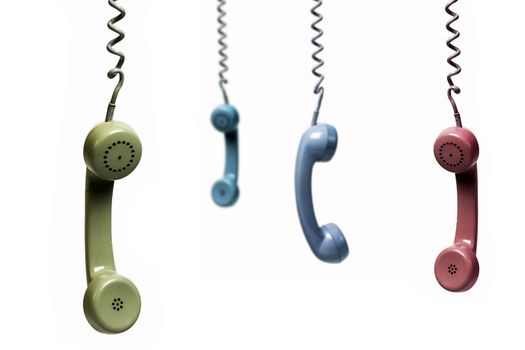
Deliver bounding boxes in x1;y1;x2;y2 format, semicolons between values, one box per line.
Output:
433;0;480;292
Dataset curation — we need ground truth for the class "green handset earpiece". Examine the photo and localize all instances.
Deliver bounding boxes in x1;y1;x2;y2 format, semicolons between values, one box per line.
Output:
83;121;142;334
83;0;142;334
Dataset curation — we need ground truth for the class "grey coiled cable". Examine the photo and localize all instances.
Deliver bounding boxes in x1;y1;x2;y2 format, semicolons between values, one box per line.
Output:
311;0;325;126
106;0;126;122
218;0;230;105
446;0;463;127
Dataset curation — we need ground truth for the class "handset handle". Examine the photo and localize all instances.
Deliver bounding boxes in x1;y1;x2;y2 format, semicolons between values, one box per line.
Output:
294;124;348;263
455;165;478;252
85;169;116;283
224;130;238;181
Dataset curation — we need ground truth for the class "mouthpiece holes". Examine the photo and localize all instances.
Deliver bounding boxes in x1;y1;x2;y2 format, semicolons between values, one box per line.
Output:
219;189;226;197
102;140;136;173
438;142;464;168
112;298;124;311
448;264;458;275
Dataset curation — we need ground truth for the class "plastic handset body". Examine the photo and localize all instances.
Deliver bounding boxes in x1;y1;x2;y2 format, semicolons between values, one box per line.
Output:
211;104;240;207
433;128;480;293
294;123;348;263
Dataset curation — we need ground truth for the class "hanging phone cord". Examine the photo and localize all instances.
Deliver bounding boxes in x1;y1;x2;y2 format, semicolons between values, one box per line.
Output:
311;0;325;126
446;0;462;127
218;0;230;105
105;0;126;122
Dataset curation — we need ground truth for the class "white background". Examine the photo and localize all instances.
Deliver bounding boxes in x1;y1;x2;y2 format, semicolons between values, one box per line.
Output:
0;0;523;348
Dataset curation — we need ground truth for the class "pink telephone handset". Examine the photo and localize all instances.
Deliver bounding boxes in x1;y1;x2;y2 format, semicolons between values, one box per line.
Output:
433;127;479;292
434;0;480;292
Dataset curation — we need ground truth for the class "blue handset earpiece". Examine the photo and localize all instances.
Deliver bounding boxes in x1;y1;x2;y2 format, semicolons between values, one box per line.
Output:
294;124;349;263
211;104;239;207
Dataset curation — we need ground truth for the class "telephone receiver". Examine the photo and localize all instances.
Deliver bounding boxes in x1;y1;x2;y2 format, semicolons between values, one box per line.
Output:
83;121;142;333
294;123;349;263
433;126;479;292
211;104;239;207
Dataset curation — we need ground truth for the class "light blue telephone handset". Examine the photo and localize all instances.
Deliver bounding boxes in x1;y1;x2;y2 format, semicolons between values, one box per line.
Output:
294;0;348;263
295;124;348;263
211;0;239;207
211;104;239;207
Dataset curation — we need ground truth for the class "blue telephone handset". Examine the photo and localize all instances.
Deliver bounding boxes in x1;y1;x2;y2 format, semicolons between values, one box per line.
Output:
211;104;239;207
294;123;348;263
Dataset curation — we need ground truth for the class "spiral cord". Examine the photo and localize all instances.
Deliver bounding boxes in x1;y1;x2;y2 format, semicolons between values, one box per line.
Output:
311;0;325;126
105;0;126;122
218;0;230;105
446;0;463;127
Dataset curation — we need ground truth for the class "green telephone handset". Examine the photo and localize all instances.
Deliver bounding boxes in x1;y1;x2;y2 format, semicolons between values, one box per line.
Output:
83;0;143;334
83;121;142;334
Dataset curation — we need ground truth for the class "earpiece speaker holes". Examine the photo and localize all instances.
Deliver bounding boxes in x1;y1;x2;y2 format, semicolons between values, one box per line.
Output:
448;264;458;275
103;140;136;172
438;142;464;167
